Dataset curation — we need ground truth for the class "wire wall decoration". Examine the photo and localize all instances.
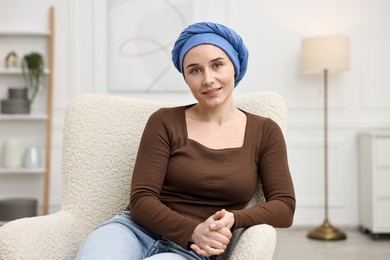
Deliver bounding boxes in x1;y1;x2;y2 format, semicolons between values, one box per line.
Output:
108;0;193;92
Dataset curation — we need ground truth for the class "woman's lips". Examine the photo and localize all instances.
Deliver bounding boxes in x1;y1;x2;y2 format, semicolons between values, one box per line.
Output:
202;87;223;95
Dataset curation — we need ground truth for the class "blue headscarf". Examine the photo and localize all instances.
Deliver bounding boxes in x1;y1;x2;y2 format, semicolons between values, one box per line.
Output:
171;22;249;87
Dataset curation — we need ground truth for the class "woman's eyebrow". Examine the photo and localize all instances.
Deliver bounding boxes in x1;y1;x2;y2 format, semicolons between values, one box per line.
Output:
210;57;224;63
186;63;199;69
185;57;225;69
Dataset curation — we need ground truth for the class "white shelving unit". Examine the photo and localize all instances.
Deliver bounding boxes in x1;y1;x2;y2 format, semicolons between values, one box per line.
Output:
0;7;54;215
0;168;45;175
0;114;48;120
0;68;50;75
0;30;50;36
358;131;390;239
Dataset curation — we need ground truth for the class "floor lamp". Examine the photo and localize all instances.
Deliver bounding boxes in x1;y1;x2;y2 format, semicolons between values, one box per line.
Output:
301;36;350;240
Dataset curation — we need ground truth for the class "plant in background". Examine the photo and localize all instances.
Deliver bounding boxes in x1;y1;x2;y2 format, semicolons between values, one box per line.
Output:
22;52;44;108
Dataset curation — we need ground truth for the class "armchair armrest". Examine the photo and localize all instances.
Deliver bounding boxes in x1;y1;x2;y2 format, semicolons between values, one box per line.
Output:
225;224;276;260
0;210;93;259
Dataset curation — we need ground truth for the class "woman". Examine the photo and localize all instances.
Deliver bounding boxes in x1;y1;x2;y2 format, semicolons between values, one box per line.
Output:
76;22;295;260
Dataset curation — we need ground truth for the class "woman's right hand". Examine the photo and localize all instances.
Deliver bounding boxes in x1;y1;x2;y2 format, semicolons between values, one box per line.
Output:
190;209;233;256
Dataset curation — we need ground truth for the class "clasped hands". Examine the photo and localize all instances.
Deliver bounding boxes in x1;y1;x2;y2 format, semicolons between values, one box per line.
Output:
190;209;235;257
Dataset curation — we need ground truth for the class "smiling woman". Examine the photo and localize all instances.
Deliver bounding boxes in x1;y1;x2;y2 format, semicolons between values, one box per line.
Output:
76;22;295;260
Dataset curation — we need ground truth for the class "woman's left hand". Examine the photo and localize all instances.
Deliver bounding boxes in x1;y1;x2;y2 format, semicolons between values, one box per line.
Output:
209;209;235;231
190;209;235;256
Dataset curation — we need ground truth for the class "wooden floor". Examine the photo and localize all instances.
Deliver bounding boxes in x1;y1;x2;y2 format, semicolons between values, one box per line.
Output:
273;226;390;260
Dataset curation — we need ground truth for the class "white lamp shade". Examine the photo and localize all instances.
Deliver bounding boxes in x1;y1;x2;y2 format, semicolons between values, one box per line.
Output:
301;36;350;74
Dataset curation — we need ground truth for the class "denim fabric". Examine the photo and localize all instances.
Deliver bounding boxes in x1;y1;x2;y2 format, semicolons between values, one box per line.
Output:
76;211;210;260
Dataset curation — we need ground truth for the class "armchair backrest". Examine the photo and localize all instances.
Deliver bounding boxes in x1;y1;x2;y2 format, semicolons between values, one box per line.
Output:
60;92;287;228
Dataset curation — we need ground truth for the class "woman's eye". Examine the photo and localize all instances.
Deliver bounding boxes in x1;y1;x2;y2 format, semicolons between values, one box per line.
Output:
190;68;201;74
213;63;222;69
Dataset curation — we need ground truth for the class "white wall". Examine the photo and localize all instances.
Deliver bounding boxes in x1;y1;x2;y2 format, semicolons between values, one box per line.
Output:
1;0;389;227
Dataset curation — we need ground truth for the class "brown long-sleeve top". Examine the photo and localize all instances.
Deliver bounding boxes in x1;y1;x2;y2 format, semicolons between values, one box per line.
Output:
129;105;295;250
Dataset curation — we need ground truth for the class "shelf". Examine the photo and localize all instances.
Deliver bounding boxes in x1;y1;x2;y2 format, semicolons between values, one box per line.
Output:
0;167;45;175
0;31;50;37
0;114;48;120
0;68;50;75
0;6;55;215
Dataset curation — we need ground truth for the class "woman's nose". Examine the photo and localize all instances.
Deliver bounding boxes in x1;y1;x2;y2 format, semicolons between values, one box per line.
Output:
202;69;215;86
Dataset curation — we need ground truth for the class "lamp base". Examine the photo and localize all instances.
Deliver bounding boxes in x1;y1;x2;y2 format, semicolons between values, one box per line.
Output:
308;218;346;240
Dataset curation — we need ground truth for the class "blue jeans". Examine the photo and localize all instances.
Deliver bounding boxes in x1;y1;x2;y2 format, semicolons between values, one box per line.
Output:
76;211;210;260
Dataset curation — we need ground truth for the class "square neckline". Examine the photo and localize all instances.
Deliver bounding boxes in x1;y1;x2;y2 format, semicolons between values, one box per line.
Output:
182;104;249;151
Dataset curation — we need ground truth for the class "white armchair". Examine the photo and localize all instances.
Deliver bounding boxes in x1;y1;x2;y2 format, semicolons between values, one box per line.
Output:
0;92;287;260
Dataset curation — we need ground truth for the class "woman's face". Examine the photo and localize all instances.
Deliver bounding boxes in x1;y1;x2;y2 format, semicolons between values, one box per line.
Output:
182;44;235;108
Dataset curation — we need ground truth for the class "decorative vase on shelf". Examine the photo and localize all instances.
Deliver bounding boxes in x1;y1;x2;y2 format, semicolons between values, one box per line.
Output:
0;87;30;114
22;146;40;168
2;138;22;168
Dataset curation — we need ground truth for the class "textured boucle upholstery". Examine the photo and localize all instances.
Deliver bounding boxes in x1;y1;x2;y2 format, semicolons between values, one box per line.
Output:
0;92;286;260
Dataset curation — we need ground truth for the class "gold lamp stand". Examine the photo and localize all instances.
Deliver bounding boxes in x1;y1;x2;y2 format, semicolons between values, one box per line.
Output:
302;36;350;241
308;219;346;240
307;69;346;241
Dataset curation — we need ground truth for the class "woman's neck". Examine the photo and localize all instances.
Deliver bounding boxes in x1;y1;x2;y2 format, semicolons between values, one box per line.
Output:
189;101;242;126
